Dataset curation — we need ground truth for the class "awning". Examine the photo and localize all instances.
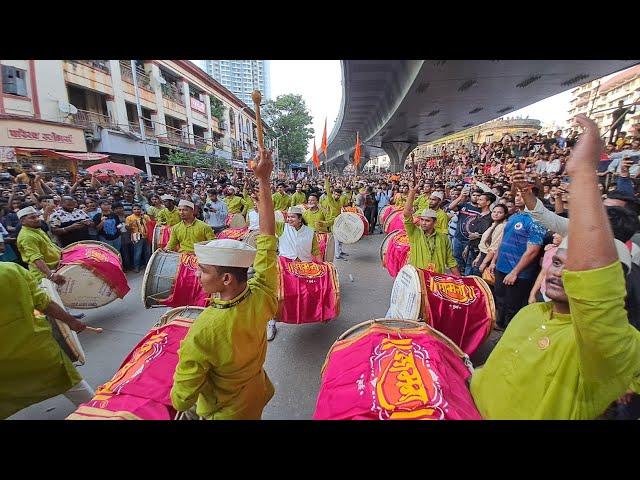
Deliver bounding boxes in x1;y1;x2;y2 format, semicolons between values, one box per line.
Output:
14;148;110;161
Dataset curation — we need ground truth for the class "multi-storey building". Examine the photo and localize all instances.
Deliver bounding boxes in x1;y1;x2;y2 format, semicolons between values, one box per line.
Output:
0;60;274;176
567;65;640;138
203;60;270;106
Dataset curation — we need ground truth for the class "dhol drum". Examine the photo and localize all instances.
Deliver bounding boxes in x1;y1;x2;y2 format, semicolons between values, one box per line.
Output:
141;250;208;309
56;241;129;309
378;205;400;227
276;257;340;325
316;232;335;263
243;229;260;249
383;210;419;234
332;212;369;244
342;206;364;216
387;265;495;356
66;307;204;420
313;319;481;420
40;278;86;365
217;227;249;241
152;224;172;251
379;230;410;277
226;213;247;229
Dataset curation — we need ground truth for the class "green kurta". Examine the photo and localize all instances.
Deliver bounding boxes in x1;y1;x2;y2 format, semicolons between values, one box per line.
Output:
434;208;449;235
242;190;254;216
146;205;162;220
471;262;640;420
302;208;327;232
17;226;62;283
156;207;181;226
415;194;430;213
291;191;307;207
321;179;343;229
171;235;279;419
404;216;457;273
166;219;216;253
224;195;244;214
272;192;291;211
0;263;81;419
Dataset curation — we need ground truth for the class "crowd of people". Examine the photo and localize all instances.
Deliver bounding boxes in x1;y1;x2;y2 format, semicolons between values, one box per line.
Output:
3;110;640;420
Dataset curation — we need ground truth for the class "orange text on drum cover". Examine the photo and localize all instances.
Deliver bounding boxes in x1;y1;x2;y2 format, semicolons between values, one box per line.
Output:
286;262;327;279
429;276;477;306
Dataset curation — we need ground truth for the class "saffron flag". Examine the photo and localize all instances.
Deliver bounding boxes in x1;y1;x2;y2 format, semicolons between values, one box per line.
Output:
321;118;328;157
353;132;361;167
312;139;321;170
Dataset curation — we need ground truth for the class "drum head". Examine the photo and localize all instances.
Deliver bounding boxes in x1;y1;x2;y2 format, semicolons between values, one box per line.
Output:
388;264;423;320
156;306;205;327
332;212;364;244
63;240;122;263
338;318;424;341
323;233;335;263
229;214;247;229
383;210;401;233
141;249;180;308
56;264;119;309
379;230;398;265
243;230;260;249
41;279;86;365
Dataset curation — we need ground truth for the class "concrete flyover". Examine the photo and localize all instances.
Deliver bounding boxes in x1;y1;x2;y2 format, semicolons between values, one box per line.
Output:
318;60;640;172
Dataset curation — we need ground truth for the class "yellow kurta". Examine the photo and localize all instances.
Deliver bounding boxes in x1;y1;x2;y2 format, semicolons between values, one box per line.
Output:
156;207;181;226
242;191;254;216
166;219;216;253
272;192;291;211
415;195;430;213
471;262;640;419
17;226;62;283
224;195;244;215
434;208;449;235
322;179;343;229
404;216;457;273
171;235;279;419
302;208;328;232
0;263;81;419
291;191;307;207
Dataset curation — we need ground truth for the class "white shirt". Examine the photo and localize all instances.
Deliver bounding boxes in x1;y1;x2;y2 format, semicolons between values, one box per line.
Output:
248;210;259;231
278;224;315;262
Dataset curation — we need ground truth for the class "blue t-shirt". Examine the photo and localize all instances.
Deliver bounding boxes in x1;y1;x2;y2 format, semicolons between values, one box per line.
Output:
496;212;546;279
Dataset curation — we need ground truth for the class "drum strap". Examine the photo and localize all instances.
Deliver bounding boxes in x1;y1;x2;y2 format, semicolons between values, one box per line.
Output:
210;288;251;309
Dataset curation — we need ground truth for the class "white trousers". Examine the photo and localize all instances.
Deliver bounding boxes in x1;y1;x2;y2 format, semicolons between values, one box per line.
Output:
334;235;343;258
63;379;95;407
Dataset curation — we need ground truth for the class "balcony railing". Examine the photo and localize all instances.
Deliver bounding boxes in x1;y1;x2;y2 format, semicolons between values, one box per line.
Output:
119;62;153;91
128;121;155;137
70;109;116;129
193;136;208;149
161;83;185;106
68;60;110;74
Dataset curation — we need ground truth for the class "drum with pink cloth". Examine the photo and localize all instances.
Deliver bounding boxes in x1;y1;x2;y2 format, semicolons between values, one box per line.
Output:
217;226;249;241
383;210;420;234
388;265;495;356
315;232;335;263
378;205;400;227
152;224;172;251
55;241;130;309
380;230;410;277
66;306;204;420
276;257;340;325
313;319;482;420
332;212;369;244
225;213;247;229
141;250;208;309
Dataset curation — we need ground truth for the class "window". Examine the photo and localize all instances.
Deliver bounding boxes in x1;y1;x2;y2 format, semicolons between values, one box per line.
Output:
2;65;28;97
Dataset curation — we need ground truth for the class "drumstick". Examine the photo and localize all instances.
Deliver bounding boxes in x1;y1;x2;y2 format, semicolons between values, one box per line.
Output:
85;326;103;333
251;90;265;152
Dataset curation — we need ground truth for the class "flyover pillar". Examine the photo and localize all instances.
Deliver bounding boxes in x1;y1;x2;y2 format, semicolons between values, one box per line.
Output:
382;141;417;173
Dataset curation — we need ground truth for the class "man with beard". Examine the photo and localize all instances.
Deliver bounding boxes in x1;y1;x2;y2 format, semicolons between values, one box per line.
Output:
471;114;640;420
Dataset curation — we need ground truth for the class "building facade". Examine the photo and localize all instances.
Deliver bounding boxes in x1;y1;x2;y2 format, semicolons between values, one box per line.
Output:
203;60;270;107
567;65;640;139
0;60;274;177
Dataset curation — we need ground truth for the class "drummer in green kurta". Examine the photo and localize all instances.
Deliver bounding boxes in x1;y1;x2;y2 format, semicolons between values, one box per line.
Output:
171;148;279;420
272;183;291;211
302;194;328;233
165;200;216;254
241;180;255;217
0;262;95;419
291;184;307;207
223;186;245;214
321;176;343;229
16;206;65;284
156;195;181;226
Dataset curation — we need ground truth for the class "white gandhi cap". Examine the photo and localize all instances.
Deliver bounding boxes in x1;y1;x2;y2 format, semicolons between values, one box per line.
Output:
17;206;38;219
178;199;195;209
194;239;257;268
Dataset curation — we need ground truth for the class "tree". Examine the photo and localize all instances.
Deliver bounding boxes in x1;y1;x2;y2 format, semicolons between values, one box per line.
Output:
209;96;225;123
165;148;229;170
262;94;314;166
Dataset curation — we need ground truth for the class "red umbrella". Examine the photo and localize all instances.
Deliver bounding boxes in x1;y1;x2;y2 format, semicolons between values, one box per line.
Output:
86;161;143;179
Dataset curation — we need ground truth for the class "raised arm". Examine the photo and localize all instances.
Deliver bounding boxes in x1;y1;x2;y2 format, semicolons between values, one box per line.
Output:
255;148;275;236
404;184;417;219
